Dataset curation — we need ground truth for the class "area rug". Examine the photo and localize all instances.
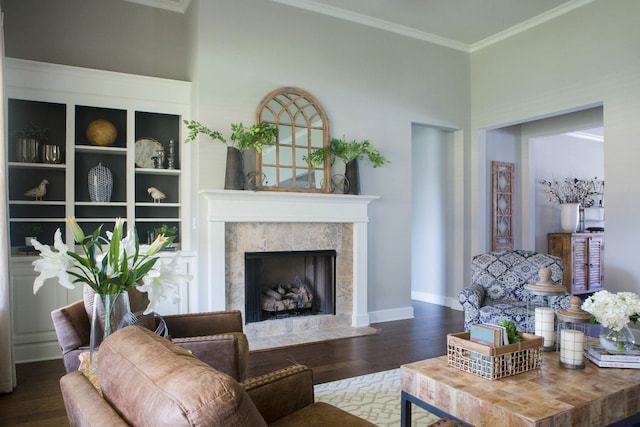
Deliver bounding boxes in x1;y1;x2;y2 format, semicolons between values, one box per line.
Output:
314;368;439;426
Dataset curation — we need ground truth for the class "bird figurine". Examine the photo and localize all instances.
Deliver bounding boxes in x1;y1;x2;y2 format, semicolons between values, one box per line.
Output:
147;186;166;203
24;179;49;201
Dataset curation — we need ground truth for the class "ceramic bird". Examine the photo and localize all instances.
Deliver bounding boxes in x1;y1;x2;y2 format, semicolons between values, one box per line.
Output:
24;179;49;201
147;186;166;203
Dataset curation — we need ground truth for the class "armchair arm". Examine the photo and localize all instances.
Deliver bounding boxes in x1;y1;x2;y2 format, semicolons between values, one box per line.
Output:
163;310;243;337
51;300;91;372
459;284;486;331
242;364;314;425
172;332;249;381
60;371;128;427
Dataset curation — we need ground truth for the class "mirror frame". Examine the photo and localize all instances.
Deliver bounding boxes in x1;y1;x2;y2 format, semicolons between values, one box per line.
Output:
254;87;330;193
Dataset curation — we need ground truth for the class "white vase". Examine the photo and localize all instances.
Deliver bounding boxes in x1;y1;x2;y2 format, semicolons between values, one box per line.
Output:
560;203;580;232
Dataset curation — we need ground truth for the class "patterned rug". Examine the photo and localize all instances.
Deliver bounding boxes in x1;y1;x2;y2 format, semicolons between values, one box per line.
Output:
314;368;439;426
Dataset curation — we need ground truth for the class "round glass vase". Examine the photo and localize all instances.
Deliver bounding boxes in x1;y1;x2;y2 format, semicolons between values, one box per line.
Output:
89;290;131;370
599;324;636;354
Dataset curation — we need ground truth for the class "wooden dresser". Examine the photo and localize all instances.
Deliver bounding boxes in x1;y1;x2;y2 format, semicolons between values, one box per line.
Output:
547;232;604;295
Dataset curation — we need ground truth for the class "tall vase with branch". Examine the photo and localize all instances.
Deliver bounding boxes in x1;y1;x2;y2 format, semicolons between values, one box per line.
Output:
183;120;278;190
539;177;600;232
305;136;390;194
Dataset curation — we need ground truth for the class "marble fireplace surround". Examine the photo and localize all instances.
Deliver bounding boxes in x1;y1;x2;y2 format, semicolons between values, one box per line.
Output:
201;190;378;345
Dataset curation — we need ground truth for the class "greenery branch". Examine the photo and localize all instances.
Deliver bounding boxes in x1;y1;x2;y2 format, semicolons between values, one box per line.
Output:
305;136;390;168
183;119;278;153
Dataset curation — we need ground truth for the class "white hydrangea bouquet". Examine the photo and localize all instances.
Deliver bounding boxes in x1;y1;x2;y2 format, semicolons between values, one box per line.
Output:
31;216;192;315
582;290;640;352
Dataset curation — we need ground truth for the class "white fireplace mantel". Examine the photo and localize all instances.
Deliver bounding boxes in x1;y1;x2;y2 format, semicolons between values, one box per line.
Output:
200;189;379;327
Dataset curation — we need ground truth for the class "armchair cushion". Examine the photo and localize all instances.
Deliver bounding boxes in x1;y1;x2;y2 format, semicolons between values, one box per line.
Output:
52;297;249;380
459;250;566;331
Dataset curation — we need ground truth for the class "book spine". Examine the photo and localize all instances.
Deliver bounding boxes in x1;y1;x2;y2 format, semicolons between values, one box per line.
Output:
585;352;640;368
588;349;640;363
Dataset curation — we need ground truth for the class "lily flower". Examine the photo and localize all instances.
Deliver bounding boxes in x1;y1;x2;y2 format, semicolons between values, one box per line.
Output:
137;253;193;314
31;229;76;293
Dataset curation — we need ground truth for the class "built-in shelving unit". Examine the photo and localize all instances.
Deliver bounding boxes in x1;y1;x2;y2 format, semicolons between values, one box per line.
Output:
5;58;194;363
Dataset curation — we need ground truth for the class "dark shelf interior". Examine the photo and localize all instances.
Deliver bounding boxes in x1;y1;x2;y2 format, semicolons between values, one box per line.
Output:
135;111;181;169
75;105;127;148
8;99;67;163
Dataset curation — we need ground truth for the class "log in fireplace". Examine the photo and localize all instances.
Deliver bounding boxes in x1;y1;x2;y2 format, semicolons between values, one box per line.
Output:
244;250;336;324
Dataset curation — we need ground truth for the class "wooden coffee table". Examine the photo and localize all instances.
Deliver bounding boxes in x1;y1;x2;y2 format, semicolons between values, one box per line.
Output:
401;352;640;426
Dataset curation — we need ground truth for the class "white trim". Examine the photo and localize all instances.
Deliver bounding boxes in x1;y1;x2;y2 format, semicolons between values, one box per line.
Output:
121;0;191;14
470;0;596;52
411;291;463;312
368;306;414;324
271;0;469;52
271;0;595;53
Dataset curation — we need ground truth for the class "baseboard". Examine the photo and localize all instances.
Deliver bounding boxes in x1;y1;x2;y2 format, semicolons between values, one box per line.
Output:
13;341;61;364
368;306;414;323
411;291;463;311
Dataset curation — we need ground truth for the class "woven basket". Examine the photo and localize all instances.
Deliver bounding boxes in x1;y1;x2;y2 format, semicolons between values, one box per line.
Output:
447;331;543;380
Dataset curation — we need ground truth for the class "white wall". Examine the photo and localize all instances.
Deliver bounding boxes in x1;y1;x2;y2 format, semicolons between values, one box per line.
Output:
471;0;640;294
532;133;604;252
190;0;470;318
411;125;458;306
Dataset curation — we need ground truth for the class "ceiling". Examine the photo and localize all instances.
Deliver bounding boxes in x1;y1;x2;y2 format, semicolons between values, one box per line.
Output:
124;0;594;52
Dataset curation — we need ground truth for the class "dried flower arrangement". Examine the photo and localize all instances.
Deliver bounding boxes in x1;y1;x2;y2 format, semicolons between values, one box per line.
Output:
539;177;602;206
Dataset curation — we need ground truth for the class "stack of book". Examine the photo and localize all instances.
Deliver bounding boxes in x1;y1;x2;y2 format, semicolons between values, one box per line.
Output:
469;323;509;347
585;345;640;368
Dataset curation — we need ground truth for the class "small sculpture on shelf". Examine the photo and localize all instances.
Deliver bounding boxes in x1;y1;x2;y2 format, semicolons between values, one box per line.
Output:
24;179;48;201
147;186;166;203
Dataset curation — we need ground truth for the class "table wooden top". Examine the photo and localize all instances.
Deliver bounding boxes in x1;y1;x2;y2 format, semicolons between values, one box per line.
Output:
401;352;640;427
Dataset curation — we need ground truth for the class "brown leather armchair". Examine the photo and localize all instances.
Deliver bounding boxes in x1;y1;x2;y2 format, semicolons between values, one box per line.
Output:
60;326;375;427
51;294;249;381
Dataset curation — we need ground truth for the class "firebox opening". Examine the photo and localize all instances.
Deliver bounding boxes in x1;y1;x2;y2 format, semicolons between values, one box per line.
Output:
244;250;336;324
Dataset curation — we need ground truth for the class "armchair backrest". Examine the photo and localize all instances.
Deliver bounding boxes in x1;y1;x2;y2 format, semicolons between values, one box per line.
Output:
471;250;563;302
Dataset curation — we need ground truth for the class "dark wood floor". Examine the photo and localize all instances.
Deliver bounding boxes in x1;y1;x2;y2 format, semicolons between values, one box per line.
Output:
0;301;464;426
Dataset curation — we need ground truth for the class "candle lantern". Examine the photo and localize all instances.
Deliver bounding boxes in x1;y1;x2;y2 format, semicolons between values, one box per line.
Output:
525;267;566;351
556;295;593;369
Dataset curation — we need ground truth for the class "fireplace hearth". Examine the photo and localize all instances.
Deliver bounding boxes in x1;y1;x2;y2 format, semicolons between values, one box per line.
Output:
245;250;336;324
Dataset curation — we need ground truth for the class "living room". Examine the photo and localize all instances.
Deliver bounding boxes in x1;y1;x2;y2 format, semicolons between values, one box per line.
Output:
1;0;640;424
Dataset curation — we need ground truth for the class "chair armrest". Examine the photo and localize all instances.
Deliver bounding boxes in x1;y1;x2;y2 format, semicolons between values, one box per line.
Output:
459;284;486;331
163;310;243;337
242;364;314;425
51;300;91;372
60;371;128;427
459;284;485;309
172;332;249;381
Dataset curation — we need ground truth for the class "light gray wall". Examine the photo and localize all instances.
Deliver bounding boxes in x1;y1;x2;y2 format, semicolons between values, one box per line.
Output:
471;0;639;294
411;125;456;304
189;0;470;319
3;0;189;80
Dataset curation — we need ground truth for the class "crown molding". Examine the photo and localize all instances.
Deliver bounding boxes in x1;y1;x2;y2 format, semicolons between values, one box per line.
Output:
272;0;595;53
121;0;191;13
470;0;596;52
271;0;470;52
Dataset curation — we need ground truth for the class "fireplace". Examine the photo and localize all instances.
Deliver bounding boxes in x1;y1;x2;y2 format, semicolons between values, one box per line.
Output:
201;189;378;340
244;250;336;323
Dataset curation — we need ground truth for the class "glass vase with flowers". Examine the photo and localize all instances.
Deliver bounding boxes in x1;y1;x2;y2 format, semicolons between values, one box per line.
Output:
581;290;640;353
31;217;192;367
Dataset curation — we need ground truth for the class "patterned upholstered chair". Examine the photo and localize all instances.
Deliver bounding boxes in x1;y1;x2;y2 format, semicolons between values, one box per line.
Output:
458;249;569;331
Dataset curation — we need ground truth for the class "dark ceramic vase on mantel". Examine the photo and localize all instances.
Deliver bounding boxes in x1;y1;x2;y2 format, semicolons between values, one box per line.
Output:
224;146;244;190
344;158;360;195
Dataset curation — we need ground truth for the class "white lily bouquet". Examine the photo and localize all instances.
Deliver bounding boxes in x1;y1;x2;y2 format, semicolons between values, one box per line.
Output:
32;216;192;315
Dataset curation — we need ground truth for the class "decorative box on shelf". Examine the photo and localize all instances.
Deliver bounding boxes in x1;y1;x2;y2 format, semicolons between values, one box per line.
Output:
447;331;544;380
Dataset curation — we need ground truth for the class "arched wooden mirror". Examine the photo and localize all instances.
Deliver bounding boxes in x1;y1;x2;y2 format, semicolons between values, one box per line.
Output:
255;87;330;192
